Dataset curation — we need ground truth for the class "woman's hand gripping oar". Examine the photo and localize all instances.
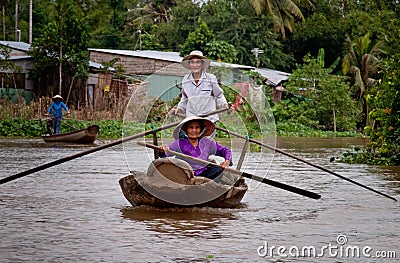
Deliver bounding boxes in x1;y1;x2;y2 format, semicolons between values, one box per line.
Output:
138;142;321;200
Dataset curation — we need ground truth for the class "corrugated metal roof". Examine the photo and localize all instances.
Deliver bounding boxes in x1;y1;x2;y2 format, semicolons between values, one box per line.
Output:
0;41;31;52
253;68;291;86
0;55;31;60
0;42;107;70
10;55;31;60
89;48;256;70
89;60;116;71
212;61;254;70
89;49;183;63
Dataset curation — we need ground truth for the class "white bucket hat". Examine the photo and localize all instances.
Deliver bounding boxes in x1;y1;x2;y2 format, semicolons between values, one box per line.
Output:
52;95;62;99
182;50;211;70
173;116;215;139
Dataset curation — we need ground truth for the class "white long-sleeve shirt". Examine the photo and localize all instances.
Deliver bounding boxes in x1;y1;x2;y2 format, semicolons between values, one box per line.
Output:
177;71;227;122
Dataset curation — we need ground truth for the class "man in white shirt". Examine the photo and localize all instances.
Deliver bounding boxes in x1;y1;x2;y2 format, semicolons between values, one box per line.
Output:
175;50;230;123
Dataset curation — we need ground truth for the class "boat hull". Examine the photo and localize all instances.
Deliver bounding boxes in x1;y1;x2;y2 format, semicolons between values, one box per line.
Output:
42;124;99;144
119;158;248;208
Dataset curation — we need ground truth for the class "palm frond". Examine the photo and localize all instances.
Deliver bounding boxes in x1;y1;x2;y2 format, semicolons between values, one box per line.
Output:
249;0;264;15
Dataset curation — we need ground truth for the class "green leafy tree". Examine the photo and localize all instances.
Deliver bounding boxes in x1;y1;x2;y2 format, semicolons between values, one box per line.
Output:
180;18;213;56
317;74;359;132
153;0;197;51
342;33;385;128
124;0;176;50
338;0;397;15
205;40;238;63
290;11;343;68
86;0;127;49
340;57;400;165
201;0;294;70
109;0;125;29
367;57;400;164
283;51;358;131
0;45;22;89
248;0;314;40
29;0;89;96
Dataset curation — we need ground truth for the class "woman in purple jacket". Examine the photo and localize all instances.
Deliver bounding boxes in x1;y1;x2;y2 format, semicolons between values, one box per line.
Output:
45;95;70;134
159;116;232;180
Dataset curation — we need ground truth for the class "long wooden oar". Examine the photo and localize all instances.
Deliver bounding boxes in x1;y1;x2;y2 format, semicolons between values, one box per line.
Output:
62;122;79;131
215;126;397;202
0;108;228;185
138;142;321;200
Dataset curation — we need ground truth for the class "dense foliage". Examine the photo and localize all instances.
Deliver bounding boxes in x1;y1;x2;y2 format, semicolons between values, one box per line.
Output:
339;57;400;165
281;50;360;132
1;1;398;68
1;0;400;164
0;117;360;139
28;0;90;96
0;118;134;139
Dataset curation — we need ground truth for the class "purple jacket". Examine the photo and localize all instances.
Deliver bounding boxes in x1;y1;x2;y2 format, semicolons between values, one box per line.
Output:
161;137;232;176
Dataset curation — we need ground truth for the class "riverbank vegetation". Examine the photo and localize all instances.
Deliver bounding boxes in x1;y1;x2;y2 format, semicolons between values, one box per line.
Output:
338;57;400;165
0;117;361;139
0;97;139;139
0;97;363;139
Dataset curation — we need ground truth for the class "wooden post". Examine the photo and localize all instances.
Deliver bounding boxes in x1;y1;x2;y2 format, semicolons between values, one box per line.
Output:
236;134;249;170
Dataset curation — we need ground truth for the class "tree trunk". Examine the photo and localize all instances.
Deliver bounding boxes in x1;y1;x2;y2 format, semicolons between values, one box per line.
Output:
2;5;5;40
29;0;32;43
59;44;62;95
15;0;18;41
333;108;337;133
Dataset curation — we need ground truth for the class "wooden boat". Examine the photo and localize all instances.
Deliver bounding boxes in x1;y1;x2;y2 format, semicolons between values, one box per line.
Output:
42;124;99;144
119;157;248;208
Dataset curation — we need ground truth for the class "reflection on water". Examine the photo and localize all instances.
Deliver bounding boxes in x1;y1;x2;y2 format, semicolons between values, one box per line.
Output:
276;136;370;150
256;209;319;223
374;166;400;195
121;206;240;237
1;137;399;262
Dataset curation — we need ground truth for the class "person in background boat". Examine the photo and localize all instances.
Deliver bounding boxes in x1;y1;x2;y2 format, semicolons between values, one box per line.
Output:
173;50;231;124
45;95;70;135
158;116;232;181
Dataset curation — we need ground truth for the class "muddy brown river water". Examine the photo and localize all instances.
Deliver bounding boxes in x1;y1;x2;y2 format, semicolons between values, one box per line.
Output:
0;137;399;262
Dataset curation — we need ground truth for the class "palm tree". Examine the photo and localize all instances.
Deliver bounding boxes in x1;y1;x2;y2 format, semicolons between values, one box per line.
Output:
342;33;385;127
248;0;314;40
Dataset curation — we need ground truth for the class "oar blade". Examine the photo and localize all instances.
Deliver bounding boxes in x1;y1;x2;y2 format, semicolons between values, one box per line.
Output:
240;172;321;200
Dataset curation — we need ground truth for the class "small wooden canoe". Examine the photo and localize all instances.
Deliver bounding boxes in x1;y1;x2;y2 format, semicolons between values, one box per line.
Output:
119;157;248;208
42;124;99;144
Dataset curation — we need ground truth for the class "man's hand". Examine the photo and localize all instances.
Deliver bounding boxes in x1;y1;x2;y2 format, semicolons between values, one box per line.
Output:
172;108;182;115
225;103;233;114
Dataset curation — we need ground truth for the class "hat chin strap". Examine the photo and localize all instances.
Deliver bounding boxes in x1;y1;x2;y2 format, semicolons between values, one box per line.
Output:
198;127;207;138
